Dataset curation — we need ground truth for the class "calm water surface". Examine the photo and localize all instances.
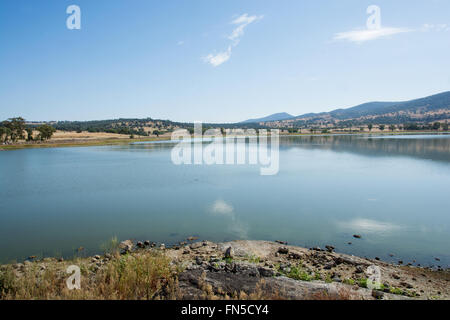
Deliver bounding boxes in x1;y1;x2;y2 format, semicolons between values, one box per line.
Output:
0;134;449;266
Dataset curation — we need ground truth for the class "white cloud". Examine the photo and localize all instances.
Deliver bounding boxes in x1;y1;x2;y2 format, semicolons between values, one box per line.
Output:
203;46;232;67
334;27;412;43
204;13;263;67
229;14;264;45
177;40;185;46
422;23;450;32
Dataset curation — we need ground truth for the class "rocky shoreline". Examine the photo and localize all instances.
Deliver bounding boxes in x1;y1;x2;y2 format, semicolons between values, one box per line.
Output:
1;239;449;300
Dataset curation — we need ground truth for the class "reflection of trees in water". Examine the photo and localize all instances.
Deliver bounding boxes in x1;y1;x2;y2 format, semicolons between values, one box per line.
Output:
281;135;450;163
120;136;450;163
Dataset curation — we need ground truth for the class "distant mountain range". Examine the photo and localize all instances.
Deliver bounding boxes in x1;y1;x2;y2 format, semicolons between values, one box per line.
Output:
241;112;294;124
242;91;450;126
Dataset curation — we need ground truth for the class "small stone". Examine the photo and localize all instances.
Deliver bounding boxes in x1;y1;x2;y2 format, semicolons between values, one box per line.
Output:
435;257;440;261
144;240;150;246
398;260;403;265
325;245;335;252
400;282;413;289
278;247;289;254
282;267;291;273
372;290;384;300
275;240;288;245
13;263;24;270
375;257;380;261
190;242;203;250
258;267;275;277
353;234;362;239
324;262;336;270
210;256;220;263
119;240;133;253
187;236;198;241
288;252;302;260
355;266;364;273
137;241;144;248
159;243;166;250
195;256;203;265
94;255;101;260
332;276;342;283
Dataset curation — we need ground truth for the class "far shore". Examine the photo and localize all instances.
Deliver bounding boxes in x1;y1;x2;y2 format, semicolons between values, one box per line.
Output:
1;130;448;151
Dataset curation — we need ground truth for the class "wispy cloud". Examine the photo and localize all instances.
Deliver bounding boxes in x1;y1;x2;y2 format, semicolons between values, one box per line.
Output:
422;23;450;32
204;14;263;67
204;46;232;67
229;14;263;45
334;27;412;43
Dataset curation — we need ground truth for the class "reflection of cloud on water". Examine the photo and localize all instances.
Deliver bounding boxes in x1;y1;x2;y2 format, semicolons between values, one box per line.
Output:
337;218;402;234
211;199;234;216
210;200;248;238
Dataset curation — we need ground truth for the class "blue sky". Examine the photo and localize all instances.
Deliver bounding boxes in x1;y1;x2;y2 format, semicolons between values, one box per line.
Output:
1;0;449;123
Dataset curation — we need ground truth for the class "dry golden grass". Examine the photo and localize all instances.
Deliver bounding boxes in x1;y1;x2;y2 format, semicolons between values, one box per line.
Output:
51;131;131;140
0;251;179;300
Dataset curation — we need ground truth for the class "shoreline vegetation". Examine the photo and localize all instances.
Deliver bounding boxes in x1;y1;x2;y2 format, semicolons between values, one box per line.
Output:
1;130;449;151
1;115;449;151
0;239;448;300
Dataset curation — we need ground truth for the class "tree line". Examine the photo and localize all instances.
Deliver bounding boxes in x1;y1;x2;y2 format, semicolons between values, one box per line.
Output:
0;117;56;144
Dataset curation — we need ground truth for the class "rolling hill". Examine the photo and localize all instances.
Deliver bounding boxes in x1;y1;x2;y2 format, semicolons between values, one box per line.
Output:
247;91;450;126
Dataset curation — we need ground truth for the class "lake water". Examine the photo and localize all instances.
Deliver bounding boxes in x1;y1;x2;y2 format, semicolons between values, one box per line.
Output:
0;134;449;267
